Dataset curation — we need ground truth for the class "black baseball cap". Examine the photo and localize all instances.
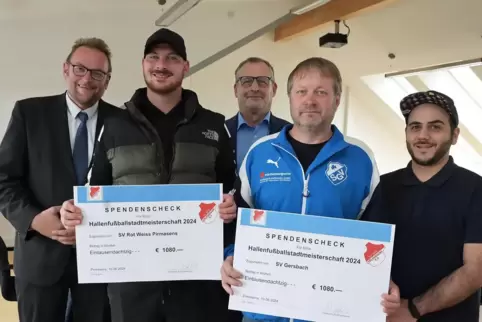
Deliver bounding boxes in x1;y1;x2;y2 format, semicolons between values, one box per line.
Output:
400;90;459;127
144;28;187;60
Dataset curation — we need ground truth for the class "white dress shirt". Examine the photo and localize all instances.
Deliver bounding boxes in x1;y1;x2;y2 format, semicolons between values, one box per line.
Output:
65;92;99;164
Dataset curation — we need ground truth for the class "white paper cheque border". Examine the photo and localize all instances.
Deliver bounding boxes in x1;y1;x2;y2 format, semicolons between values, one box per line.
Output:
229;208;395;322
74;184;223;284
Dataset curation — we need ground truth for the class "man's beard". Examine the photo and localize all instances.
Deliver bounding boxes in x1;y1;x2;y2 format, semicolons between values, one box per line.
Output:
144;74;182;95
407;137;452;166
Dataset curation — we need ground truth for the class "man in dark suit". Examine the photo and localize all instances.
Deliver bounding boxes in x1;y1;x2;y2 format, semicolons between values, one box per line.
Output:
225;57;290;171
224;57;290;322
0;37;117;322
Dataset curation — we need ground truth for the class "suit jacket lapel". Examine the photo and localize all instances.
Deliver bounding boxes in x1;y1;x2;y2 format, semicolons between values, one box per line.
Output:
51;94;76;183
227;114;238;159
95;100;106;140
269;114;277;134
87;100;109;173
268;114;288;134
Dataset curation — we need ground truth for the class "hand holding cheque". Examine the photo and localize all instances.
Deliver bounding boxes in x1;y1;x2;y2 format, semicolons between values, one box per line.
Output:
223;208;401;322
54;184;236;284
58;190;237;231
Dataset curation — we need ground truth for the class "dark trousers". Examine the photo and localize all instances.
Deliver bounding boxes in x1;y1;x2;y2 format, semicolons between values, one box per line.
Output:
228;310;243;322
15;249;110;322
108;280;234;322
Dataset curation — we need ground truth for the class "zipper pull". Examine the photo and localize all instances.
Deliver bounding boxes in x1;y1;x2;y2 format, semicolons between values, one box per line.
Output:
302;180;310;197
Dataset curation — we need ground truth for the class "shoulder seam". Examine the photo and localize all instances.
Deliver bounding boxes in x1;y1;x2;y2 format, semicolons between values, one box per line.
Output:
343;136;380;219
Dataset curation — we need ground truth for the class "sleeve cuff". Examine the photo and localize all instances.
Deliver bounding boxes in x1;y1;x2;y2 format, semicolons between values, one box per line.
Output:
224;244;234;259
16;206;40;240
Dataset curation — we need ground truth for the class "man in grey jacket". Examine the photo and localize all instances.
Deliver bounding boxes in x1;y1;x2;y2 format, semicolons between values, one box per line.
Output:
57;28;237;322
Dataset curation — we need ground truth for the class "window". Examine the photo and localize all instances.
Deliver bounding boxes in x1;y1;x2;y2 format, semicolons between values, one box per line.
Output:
362;64;482;175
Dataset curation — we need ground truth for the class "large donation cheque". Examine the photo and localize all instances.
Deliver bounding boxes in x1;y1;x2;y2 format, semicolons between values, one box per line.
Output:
73;184;224;284
228;208;395;322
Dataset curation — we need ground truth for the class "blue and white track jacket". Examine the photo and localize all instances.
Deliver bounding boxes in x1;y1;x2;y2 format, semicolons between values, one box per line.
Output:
225;125;379;322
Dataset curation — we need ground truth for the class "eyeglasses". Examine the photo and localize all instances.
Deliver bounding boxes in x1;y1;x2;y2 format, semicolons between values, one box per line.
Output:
236;76;272;88
68;63;109;81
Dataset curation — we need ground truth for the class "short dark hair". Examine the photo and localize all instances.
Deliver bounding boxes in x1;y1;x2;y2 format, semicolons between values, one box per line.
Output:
234;57;275;81
66;37;113;73
287;57;342;96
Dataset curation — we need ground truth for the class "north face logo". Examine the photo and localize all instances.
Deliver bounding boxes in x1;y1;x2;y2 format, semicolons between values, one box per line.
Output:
202;129;219;142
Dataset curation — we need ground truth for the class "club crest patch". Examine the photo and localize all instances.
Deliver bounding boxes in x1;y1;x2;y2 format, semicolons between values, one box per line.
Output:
325;161;348;185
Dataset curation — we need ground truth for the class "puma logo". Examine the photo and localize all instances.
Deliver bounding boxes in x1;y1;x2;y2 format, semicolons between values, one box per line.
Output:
267;157;281;168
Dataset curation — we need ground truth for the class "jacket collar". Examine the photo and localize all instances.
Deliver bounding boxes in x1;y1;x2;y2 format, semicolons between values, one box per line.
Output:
401;156;456;187
272;124;350;173
127;87;201;121
237;111;271;130
65;91;99;120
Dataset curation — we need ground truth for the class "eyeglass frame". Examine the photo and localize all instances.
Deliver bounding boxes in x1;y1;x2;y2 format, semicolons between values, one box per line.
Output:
236;76;273;88
67;62;110;81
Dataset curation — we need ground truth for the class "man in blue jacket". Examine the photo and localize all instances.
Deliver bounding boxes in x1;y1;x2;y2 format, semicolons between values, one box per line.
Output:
221;57;400;321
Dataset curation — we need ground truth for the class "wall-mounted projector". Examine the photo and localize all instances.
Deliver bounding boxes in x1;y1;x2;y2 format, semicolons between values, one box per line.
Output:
319;20;349;48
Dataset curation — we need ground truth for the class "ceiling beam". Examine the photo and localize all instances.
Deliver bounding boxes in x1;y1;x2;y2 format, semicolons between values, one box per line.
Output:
274;0;394;42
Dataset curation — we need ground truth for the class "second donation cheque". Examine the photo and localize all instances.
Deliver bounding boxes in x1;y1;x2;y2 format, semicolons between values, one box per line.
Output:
229;208;395;322
73;183;224;284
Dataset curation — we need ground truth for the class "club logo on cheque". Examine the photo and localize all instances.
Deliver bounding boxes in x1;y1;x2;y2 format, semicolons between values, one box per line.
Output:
250;209;267;226
198;202;217;224
87;186;103;201
364;242;386;267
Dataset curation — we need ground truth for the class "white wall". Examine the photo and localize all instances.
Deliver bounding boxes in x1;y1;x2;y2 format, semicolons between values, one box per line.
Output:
2;0;482;246
0;216;14;247
0;30;406;246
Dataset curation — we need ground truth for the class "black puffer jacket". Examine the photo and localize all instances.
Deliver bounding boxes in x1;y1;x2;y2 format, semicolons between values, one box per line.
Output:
87;88;236;312
89;88;235;192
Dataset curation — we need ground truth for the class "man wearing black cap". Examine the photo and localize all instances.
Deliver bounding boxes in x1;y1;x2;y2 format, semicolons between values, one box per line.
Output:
58;28;237;322
361;90;482;322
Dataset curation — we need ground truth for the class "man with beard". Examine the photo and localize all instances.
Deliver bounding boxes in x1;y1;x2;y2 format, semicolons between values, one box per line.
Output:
57;28;237;322
225;57;290;172
0;38;116;322
221;57;400;322
361;90;482;322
